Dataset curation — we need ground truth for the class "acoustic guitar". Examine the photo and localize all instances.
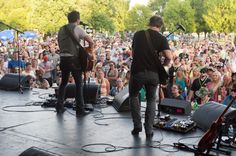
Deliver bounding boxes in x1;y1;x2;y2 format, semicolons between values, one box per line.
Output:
83;47;96;72
197;96;236;153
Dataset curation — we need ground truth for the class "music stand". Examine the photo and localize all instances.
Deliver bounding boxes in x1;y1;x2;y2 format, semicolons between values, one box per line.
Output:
0;21;24;93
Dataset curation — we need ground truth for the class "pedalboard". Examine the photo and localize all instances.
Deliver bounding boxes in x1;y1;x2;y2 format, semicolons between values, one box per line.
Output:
154;115;197;133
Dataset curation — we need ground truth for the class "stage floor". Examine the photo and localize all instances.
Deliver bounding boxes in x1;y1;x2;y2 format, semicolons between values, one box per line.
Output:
0;88;235;156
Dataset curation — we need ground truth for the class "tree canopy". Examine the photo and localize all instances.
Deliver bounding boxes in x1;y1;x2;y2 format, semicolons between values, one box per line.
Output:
203;0;236;33
163;0;196;33
0;0;236;33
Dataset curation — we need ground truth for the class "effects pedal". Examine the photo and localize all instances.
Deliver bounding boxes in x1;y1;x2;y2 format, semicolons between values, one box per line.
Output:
41;98;57;107
154;116;196;133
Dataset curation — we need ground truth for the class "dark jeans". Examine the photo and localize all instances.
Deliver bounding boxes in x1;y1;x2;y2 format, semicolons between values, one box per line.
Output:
51;69;57;83
45;77;52;87
129;71;158;134
57;69;84;111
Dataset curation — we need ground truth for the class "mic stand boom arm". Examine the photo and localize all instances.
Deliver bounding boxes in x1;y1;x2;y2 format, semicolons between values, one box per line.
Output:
157;23;185;117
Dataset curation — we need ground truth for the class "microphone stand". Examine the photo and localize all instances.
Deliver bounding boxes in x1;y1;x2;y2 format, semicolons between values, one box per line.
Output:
157;84;162;118
157;24;185;118
166;25;184;38
0;21;24;94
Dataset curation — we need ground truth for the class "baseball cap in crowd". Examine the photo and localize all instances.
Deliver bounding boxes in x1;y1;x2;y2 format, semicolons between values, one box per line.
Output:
231;84;236;92
43;55;48;61
207;66;215;72
200;68;207;74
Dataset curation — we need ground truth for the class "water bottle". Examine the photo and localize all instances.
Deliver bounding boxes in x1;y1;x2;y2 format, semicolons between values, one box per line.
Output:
228;125;234;136
193;100;198;110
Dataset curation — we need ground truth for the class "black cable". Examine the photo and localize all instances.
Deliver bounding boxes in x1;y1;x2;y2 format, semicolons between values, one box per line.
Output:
0;121;35;132
32;90;40;95
82;141;178;154
2;102;55;113
92;104;131;126
65;109;75;116
38;93;51;99
94;116;131;126
177;135;202;146
81;127;178;153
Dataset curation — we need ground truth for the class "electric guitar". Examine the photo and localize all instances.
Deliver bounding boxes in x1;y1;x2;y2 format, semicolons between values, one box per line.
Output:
198;96;236;153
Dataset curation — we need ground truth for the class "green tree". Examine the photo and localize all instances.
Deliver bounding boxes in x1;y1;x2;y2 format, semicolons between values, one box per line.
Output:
0;0;32;31
125;4;152;31
88;11;115;33
148;0;168;16
190;0;210;34
86;0;129;33
111;0;130;32
203;0;236;33
30;0;80;33
163;0;196;33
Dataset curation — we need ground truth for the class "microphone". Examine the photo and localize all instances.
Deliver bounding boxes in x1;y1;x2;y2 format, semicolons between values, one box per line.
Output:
176;23;186;32
80;21;88;26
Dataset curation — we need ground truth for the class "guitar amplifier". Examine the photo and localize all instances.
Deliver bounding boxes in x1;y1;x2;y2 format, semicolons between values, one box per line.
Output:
159;98;191;115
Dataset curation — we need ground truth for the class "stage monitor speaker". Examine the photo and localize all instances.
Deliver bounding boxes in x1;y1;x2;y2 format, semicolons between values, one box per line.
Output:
19;146;60;156
192;101;236;131
112;86;130;112
159;98;191;115
0;73;31;91
64;82;99;104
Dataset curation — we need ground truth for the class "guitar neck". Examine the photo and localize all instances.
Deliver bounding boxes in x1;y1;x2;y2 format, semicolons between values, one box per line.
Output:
217;96;236;121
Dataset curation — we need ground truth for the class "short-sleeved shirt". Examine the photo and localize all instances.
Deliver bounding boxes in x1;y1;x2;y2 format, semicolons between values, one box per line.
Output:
8;59;25;71
191;77;211;100
131;29;170;75
58;23;87;57
39;61;53;79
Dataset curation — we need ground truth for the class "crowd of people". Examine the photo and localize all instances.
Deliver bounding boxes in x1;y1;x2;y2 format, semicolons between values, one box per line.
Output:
0;29;236;109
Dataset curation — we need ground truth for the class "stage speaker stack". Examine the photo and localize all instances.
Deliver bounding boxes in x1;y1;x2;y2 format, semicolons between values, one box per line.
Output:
159;98;192;115
0;73;31;91
112;86;130;112
192;101;236;131
64;82;99;104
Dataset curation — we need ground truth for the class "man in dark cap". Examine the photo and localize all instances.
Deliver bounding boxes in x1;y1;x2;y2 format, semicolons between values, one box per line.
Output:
187;67;211;103
129;15;172;138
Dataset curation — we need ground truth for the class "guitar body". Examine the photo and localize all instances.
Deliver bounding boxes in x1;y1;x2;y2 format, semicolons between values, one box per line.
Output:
197;96;236;153
197;120;221;152
79;46;95;72
84;47;96;71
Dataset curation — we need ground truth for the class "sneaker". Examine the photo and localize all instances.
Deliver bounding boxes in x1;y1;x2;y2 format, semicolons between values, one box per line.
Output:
76;109;90;117
56;105;65;114
52;83;58;88
146;132;154;138
131;128;142;135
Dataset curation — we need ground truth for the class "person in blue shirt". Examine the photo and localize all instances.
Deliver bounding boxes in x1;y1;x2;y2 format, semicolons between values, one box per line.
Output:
222;84;236;108
109;78;125;96
8;51;25;73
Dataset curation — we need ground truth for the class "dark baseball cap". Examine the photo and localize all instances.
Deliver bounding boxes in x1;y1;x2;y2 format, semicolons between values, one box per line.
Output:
200;68;207;73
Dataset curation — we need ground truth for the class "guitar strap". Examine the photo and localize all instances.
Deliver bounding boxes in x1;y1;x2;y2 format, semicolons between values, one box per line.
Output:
144;30;169;85
63;25;87;86
144;30;161;66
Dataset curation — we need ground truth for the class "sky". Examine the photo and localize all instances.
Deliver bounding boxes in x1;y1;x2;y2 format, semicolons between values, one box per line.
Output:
129;0;149;8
